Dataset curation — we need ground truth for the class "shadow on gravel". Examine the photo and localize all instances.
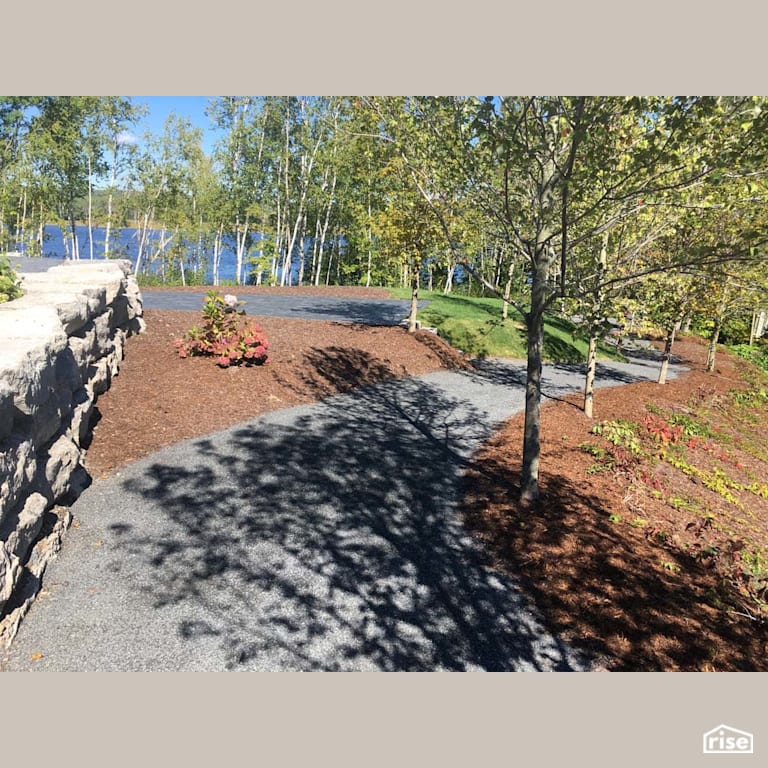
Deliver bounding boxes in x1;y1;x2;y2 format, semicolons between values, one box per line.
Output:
279;298;420;325
467;357;671;397
113;350;590;671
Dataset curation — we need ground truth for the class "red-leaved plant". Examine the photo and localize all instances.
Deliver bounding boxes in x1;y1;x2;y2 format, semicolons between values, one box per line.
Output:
174;290;270;368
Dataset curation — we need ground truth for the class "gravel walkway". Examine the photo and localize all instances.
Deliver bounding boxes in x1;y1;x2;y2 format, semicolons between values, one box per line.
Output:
1;352;681;672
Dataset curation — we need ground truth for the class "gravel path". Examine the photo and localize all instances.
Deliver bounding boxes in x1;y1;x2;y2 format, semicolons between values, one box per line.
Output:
1;352;682;672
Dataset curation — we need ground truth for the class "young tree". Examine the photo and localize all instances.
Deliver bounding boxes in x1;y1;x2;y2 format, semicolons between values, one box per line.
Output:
29;97;109;259
364;96;767;504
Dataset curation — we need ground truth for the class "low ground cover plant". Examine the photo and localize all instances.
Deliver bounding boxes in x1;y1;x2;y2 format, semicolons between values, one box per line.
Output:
174;290;270;368
580;380;768;623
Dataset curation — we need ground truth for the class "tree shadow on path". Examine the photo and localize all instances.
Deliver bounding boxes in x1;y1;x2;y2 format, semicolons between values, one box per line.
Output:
113;350;593;671
462;445;767;671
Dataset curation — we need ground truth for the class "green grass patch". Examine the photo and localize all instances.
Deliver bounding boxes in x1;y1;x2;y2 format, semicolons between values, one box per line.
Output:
390;289;624;362
136;271;210;288
730;343;768;373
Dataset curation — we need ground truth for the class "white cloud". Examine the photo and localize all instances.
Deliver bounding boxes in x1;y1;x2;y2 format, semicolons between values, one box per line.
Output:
116;131;138;145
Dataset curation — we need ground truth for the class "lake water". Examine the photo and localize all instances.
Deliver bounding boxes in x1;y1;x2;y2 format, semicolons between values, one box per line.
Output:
13;224;254;284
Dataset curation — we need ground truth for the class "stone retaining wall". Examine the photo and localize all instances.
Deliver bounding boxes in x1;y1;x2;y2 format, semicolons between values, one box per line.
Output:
0;259;143;644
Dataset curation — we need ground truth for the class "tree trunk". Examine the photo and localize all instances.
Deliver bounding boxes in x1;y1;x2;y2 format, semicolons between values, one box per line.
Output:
315;185;335;286
325;236;334;285
583;334;598;419
408;265;420;332
104;190;113;259
36;204;44;256
521;306;545;505
366;195;373;288
502;259;515;321
104;147;117;259
87;154;94;260
135;209;153;276
297;212;307;286
18;186;28;254
69;214;79;260
444;264;455;294
658;325;677;385
235;215;249;286
584;234;607;417
310;215;322;287
706;281;730;373
706;321;721;373
520;246;553;505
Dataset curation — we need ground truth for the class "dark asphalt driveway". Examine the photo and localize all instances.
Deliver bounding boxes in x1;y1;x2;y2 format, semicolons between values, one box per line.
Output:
141;290;423;325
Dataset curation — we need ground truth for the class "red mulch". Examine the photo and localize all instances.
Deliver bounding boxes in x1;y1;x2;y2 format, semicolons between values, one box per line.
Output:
461;337;768;671
85;308;468;478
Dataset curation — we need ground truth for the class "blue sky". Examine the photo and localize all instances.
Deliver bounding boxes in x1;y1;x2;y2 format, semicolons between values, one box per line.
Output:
128;96;223;154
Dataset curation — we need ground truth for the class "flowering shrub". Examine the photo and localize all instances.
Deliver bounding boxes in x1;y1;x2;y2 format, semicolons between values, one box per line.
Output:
174;290;270;368
0;255;22;303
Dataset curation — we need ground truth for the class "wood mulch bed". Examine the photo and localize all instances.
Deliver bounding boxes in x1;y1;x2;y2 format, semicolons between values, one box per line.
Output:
84;307;468;478
461;337;768;671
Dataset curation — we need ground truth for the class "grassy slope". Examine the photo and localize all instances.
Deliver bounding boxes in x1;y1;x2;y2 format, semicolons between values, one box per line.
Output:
390;289;623;362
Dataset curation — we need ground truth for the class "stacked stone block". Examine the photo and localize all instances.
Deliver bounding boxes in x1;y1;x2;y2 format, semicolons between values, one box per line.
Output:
0;259;143;643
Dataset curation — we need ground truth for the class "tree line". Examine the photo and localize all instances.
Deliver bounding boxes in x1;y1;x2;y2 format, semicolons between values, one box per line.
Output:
2;96;767;503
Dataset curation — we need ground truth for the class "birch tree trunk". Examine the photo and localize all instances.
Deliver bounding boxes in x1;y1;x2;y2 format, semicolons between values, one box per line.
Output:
501;259;515;320
212;223;224;286
583;335;598;419
87;154;94;260
315;170;336;287
135;209;153;276
583;233;608;416
104;147;118;259
444;263;455;294
69;214;79;260
365;195;373;288
408;264;420;332
235;214;249;286
297;211;307;285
